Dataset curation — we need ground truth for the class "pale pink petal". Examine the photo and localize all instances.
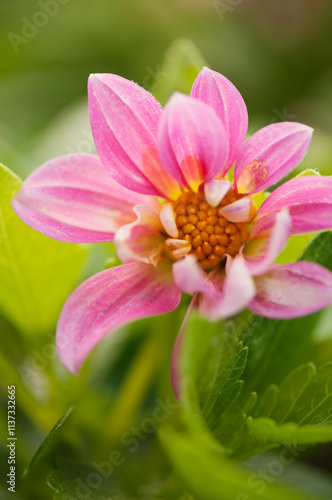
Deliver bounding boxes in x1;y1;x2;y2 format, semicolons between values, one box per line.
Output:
204;179;232;207
199;256;256;319
172;254;215;296
219;196;257;223
11;154;151;243
165;239;191;260
170;293;198;401
249;261;332;319
235;122;313;194
114;205;165;266
158;92;228;191
56;261;182;374
88;74;182;199
244;208;292;276
191;67;248;174
159;202;178;238
254;175;332;235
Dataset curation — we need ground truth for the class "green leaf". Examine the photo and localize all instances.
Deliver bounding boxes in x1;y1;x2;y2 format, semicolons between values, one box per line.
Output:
159;422;315;500
247;417;332;445
23;407;73;477
150;38;206;104
47;462;120;500
241;232;332;397
0;163;88;334
263;362;332;425
179;312;248;426
246;360;332;449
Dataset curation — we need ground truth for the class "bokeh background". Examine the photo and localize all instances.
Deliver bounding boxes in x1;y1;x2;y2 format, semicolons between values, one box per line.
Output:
1;1;332;499
1;0;332;179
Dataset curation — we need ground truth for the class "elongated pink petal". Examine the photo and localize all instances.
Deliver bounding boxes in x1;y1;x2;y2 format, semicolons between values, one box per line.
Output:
172;254;215;296
191;67;248;174
244;208;292;276
114;205;165;266
204;179;232;207
249;261;332;319
56;261;182;374
159;202;178;238
199;256;256;319
235;122;313;194
254;175;332;235
11;154;151;243
219;196;257;223
88;74;182;199
158;93;228;191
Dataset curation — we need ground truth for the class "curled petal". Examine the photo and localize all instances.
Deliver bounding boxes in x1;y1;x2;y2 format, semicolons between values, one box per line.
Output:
159;201;178;238
56;261;182;374
88;74;181;199
191;67;248;174
199;256;256;319
244;208;292;276
235;122;313;194
255;175;332;235
11;154;150;243
219;196;257;223
170;293;198;401
165;239;191;260
170;325;183;402
158;93;228;191
114;205;165;266
172;254;215;296
249;261;332;319
204;179;233;207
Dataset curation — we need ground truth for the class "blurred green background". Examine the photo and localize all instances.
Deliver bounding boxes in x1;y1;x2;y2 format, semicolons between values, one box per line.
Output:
2;1;332;498
1;0;332;178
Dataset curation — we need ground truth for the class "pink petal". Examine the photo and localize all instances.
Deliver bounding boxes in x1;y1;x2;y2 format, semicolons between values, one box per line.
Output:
165;239;192;260
56;261;182;374
172;254;215;296
158;92;228;191
114;205;165;266
11;154;151;243
191;67;248;174
219;196;257;223
249;261;332;319
88;74;182;199
204;179;232;207
159;201;178;238
235;122;313;194
244;208;292;276
199;256;256;319
254;175;332;235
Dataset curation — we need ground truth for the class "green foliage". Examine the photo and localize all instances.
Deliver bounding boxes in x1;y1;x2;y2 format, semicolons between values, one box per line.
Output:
248;362;332;446
179;312;248;426
48;462;120;500
160;418;317;500
177;232;332;463
0;163;88;335
23;407;73;476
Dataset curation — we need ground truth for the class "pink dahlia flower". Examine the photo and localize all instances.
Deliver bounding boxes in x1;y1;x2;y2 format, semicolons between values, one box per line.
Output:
11;68;332;377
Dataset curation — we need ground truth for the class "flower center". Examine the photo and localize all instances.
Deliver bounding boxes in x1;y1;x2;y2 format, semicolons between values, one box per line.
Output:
171;190;250;270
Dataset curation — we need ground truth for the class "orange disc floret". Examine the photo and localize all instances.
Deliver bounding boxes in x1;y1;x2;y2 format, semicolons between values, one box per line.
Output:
171;189;251;270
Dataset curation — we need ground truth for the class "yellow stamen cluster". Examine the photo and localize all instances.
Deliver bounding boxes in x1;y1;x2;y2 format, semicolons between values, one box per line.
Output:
171;190;250;270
